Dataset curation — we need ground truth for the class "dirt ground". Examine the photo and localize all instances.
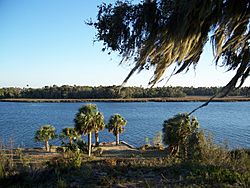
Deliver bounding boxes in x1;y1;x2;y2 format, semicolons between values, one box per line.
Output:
97;142;166;158
2;142;166;166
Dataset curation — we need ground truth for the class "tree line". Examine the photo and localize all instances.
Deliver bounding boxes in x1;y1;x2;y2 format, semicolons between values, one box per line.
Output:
0;85;249;99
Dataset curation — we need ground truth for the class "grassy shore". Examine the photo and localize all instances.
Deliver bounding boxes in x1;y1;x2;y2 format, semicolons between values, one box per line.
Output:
0;142;249;187
0;96;250;103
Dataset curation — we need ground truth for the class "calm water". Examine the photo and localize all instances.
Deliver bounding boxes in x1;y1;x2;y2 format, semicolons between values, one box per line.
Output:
0;102;249;148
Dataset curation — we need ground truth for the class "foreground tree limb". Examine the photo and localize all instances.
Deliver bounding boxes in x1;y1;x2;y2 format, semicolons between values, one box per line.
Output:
89;0;250;97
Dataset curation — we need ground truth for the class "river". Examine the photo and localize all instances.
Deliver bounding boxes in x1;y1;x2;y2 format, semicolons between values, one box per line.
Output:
0;102;249;148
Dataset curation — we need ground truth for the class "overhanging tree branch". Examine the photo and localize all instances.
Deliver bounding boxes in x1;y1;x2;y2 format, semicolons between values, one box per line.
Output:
89;0;249;101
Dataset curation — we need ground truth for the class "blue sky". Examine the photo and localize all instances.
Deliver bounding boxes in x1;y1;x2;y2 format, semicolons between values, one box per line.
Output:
0;0;248;88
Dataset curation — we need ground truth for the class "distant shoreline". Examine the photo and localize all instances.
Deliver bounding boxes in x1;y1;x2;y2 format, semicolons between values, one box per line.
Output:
0;96;249;103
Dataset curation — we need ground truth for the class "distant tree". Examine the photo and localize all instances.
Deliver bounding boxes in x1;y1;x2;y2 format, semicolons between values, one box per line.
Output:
0;89;4;98
162;113;199;157
34;125;57;151
1;86;249;100
107;114;127;145
89;0;249;97
59;127;80;144
74;104;104;156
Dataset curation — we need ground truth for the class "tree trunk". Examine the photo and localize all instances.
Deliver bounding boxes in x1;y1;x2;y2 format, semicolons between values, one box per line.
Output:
95;131;99;146
88;132;92;156
116;133;119;145
45;140;49;152
69;138;72;145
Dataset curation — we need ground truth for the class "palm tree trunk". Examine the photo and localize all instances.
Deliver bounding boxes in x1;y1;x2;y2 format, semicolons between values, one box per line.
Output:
116;133;119;145
45;140;49;151
69;138;72;145
95;131;99;146
88;132;92;156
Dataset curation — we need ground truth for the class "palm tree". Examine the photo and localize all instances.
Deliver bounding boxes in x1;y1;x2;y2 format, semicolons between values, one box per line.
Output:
74;104;104;156
34;125;57;151
107;114;127;145
162;113;199;157
59;127;79;144
93;112;105;146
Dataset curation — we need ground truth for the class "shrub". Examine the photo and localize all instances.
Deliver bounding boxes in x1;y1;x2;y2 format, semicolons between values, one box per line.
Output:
162;113;201;159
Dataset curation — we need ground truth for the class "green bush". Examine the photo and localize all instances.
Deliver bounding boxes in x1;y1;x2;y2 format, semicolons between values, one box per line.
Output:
162;113;202;159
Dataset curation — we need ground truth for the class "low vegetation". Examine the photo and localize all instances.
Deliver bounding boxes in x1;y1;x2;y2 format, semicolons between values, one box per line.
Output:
0;138;249;187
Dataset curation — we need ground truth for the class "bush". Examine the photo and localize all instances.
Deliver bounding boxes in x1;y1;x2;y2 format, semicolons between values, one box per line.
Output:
60;139;87;154
162;113;202;159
